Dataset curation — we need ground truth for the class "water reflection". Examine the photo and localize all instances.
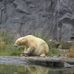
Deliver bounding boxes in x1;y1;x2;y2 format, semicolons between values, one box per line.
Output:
0;64;74;74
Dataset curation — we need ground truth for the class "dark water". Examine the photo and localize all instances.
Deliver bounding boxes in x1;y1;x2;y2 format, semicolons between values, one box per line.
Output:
0;64;74;74
0;56;74;74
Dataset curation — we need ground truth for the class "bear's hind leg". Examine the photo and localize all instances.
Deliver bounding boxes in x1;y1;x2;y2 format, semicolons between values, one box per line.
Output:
40;54;46;57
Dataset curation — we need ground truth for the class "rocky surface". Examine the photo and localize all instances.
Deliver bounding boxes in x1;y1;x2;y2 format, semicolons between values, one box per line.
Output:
0;0;74;41
0;56;74;68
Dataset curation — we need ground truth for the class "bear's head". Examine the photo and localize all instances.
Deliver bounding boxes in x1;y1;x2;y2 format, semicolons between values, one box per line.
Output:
14;37;27;47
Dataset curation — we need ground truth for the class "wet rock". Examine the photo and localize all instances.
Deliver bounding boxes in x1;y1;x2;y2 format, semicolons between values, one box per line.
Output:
0;0;74;41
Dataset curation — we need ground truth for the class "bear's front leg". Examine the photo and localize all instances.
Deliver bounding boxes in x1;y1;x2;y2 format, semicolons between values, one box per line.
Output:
21;47;34;56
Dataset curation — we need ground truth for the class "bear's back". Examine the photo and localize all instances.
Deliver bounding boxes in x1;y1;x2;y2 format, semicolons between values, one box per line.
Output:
24;35;46;44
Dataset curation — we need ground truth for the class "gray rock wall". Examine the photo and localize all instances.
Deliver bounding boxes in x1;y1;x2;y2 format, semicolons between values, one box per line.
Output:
0;0;74;41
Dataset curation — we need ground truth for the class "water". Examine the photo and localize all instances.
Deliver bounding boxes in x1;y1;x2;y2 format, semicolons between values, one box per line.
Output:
0;64;74;74
0;56;74;74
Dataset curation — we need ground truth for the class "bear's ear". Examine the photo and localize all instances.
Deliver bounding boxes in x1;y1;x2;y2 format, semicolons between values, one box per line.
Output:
23;40;28;45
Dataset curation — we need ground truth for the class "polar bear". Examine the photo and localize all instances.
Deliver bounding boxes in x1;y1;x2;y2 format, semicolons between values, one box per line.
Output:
14;35;49;56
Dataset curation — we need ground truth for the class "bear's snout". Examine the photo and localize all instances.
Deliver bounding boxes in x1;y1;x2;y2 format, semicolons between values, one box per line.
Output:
14;43;18;47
